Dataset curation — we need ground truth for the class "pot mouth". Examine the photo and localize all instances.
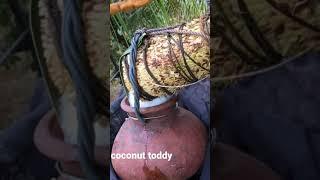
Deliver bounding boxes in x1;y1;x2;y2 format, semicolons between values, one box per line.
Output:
34;110;108;165
120;96;177;115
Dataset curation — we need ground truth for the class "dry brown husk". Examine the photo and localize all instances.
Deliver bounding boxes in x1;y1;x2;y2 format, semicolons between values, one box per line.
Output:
122;16;210;98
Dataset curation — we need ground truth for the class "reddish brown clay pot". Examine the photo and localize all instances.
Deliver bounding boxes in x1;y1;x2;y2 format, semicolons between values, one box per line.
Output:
112;97;208;180
33;110;108;178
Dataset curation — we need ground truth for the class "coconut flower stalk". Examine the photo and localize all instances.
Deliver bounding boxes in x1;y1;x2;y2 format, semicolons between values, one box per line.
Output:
121;16;210;100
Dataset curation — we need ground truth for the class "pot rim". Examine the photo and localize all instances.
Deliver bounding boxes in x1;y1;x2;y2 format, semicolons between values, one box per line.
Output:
120;96;177;115
33;109;108;165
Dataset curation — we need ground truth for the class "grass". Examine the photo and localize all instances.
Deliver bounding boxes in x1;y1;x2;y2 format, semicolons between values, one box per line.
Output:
110;0;208;68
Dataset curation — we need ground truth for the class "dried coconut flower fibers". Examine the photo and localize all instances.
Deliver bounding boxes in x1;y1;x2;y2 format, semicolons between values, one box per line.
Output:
37;0;108;147
120;16;210;97
38;0;107;98
120;16;210;122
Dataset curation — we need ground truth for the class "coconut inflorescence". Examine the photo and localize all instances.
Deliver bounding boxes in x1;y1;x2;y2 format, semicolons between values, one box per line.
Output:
38;0;108;145
121;16;210;99
38;0;107;96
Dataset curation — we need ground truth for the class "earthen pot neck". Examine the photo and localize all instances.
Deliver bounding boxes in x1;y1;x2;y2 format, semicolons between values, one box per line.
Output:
120;96;178;121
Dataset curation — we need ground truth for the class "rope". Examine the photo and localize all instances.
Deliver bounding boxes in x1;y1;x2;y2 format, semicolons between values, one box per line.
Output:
142;40;173;95
265;0;320;33
127;32;147;123
151;47;307;90
61;0;101;179
151;76;209;88
140;29;209;43
209;48;311;82
120;17;209;123
167;34;196;82
215;0;269;63
237;0;283;62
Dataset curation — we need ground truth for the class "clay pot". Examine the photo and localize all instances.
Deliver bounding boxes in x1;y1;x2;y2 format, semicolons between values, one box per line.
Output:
33;110;108;178
112;97;208;180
